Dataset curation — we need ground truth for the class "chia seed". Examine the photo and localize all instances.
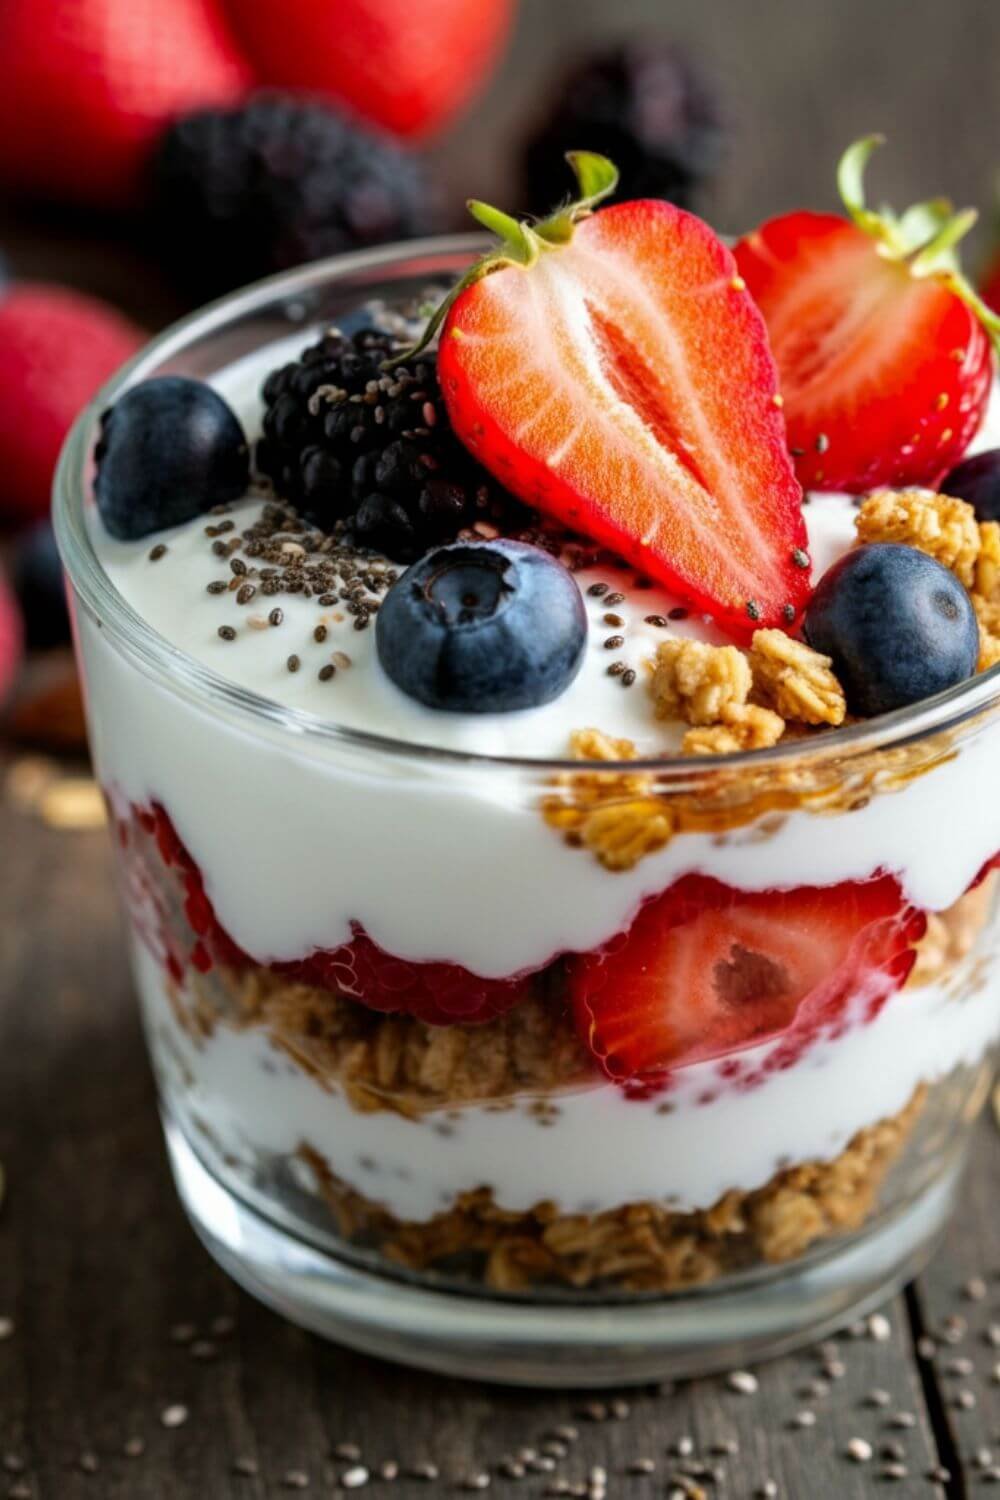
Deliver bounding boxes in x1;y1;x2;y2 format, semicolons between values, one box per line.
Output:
603;635;625;650
668;606;689;620
149;543;167;561
287;654;301;672
587;582;609;597
318;665;335;682
269;608;284;626
645;614;669;627
218;625;237;641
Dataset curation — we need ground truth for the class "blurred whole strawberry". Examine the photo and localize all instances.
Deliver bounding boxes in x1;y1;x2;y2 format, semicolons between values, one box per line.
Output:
0;0;252;208
222;0;515;140
0;286;144;524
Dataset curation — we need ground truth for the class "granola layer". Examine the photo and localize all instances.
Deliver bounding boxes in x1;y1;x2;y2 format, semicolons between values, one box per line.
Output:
296;1089;925;1292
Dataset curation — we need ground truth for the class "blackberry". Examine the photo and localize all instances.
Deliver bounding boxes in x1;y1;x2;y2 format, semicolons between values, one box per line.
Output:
149;94;432;298
522;42;726;216
256;326;517;561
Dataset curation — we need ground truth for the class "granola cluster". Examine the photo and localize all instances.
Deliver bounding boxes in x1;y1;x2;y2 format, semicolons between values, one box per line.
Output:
541;729;674;872
647;629;844;756
856;488;982;587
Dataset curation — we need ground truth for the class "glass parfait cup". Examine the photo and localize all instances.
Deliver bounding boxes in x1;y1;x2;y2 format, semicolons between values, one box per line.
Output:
54;241;1000;1386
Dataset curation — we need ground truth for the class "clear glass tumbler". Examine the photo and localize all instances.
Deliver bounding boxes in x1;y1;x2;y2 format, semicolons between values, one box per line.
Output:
54;242;1000;1385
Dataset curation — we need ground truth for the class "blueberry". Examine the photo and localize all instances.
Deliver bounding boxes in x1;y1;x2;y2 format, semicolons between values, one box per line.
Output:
804;543;979;716
94;376;249;540
13;521;70;649
940;448;1000;522
375;540;587;713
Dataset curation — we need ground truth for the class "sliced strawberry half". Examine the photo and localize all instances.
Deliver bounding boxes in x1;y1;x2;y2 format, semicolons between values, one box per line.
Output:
570;872;924;1082
403;153;809;638
734;136;1000;494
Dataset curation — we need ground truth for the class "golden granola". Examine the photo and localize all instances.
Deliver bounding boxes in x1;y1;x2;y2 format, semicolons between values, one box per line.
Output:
972;593;1000;672
749;629;847;727
205;967;592;1115
855;489;981;587
683;703;786;755
975;520;1000;600
541;729;673;872
296;1089;924;1292
649;639;751;725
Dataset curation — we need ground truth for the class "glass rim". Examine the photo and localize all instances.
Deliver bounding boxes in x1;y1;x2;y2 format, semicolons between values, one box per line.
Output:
53;233;1000;777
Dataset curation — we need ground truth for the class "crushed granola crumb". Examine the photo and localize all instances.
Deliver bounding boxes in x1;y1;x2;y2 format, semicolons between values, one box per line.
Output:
649;639;751;725
856;488;981;587
976;520;1000;599
750;629;846;726
683;704;785;756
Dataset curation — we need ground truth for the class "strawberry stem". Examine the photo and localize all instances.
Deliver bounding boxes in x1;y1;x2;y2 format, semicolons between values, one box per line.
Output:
385;153;620;367
836;135;1000;355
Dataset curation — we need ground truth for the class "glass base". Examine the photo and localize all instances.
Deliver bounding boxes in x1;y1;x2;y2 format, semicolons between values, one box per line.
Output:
165;1113;961;1387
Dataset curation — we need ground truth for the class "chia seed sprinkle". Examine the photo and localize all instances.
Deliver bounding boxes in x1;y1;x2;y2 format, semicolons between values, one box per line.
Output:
726;1370;759;1395
645;614;669;627
602;613;624;627
604;592;626;606
845;1438;873;1463
607;661;626;677
313;624;328;643
149;543;167;561
207;580;227;594
287;654;300;672
318;665;336;682
621;669;637;687
235;583;256;605
269;607;284;626
587;582;609;597
668;606;689;620
603;635;625;650
218;625;237;641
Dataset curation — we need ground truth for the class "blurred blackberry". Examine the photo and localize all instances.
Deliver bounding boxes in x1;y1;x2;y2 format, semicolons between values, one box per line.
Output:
149;94;432;298
522;42;726;215
256;325;519;560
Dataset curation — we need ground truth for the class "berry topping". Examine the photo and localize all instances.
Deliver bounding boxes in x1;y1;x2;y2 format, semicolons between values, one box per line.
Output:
13;522;70;650
570;874;922;1082
95;377;249;541
0;285;143;524
523;41;726;215
804;543;979;716
405;153;809;638
150;95;431;298
376;540;586;713
940;449;1000;523
734;137;1000;493
222;0;513;142
255;326;519;561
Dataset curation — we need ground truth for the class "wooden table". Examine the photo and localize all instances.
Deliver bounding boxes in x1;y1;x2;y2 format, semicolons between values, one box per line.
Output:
1;765;999;1497
3;1;1000;1491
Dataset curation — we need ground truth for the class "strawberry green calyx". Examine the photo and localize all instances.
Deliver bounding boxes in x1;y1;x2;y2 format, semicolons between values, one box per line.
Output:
837;134;1000;354
387;152;619;364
